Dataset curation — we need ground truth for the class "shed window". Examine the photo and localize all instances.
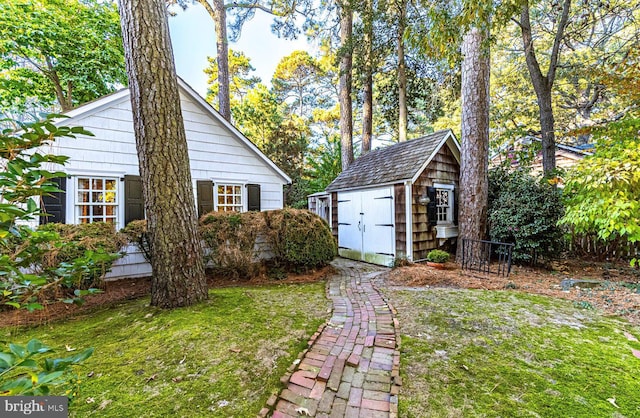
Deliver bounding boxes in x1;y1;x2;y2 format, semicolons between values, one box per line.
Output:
434;183;454;224
76;177;118;224
216;184;243;212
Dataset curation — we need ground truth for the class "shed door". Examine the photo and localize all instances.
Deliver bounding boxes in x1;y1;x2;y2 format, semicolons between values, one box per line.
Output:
337;186;395;266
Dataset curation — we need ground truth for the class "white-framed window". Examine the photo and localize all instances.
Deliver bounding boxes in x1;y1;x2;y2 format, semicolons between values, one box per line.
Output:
216;183;243;212
76;176;118;224
434;183;454;224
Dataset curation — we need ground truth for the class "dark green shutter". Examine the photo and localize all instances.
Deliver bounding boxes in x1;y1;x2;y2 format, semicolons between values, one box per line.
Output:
40;177;66;225
427;186;437;226
124;175;145;225
453;188;459;225
247;184;261;211
196;180;214;217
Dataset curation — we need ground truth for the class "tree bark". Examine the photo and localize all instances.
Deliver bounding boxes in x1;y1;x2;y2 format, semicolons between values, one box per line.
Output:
361;0;373;154
199;0;231;121
338;0;354;170
519;0;571;176
397;0;408;142
118;0;208;308
457;26;490;263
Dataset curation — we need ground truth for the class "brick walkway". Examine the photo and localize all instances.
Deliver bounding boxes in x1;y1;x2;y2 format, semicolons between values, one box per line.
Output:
262;259;401;418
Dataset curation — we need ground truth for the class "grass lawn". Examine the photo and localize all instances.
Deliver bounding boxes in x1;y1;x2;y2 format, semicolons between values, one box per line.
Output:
384;287;640;417
1;282;329;417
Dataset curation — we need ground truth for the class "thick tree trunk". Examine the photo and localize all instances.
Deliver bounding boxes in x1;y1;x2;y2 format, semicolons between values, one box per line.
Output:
520;0;570;176
457;26;490;263
338;0;354;170
361;0;373;154
118;0;208;308
397;0;408;142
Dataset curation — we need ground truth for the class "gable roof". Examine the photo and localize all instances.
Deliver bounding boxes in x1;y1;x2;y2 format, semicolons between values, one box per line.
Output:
326;130;459;192
56;77;291;184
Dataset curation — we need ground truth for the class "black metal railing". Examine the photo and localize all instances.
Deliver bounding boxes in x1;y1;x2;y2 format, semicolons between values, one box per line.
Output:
461;239;514;277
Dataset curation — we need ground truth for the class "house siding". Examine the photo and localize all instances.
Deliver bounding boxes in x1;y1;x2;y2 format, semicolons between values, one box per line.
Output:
411;145;460;260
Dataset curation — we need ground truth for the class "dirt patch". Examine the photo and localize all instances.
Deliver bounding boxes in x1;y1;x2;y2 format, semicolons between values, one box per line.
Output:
0;266;334;328
385;259;640;324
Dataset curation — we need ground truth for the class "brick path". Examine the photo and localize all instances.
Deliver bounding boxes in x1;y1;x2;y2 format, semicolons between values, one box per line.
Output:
261;259;401;418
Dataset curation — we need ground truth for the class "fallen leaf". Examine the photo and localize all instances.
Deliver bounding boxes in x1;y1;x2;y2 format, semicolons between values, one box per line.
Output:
98;400;112;410
86;397;95;404
607;397;620;408
172;376;183;383
632;349;640;359
295;406;311;416
623;332;638;342
145;374;157;383
65;344;76;352
87;371;94;378
229;348;241;354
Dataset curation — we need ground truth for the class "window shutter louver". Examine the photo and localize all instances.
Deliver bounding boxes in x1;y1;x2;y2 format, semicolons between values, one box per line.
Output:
247;184;261;211
196;180;214;217
40;177;66;224
125;175;145;225
427;186;437;226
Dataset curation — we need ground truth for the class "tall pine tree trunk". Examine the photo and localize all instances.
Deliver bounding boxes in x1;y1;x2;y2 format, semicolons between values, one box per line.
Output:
118;0;208;308
338;0;354;170
397;0;408;142
361;0;373;154
457;26;489;263
198;0;231;121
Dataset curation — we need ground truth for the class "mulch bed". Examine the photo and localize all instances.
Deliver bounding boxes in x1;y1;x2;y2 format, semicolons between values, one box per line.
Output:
386;259;640;325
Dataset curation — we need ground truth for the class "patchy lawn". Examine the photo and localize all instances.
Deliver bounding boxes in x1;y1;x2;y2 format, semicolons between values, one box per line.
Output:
1;283;329;417
381;285;640;417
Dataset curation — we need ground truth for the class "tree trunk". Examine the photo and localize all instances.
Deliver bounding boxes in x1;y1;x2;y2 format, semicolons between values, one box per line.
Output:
397;0;408;142
457;26;490;263
118;0;208;308
199;0;231;121
338;0;354;170
519;0;571;176
361;0;373;154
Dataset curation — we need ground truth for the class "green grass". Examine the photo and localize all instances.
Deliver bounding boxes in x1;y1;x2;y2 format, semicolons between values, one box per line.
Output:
1;283;329;417
385;287;640;418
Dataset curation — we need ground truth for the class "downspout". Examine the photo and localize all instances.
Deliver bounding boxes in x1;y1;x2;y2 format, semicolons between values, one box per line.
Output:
404;180;413;261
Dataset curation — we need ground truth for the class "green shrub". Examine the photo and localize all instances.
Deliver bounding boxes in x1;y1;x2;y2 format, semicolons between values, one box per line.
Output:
488;166;565;264
36;222;125;287
197;209;336;278
120;220;150;262
264;208;337;272
426;249;450;263
199;211;266;279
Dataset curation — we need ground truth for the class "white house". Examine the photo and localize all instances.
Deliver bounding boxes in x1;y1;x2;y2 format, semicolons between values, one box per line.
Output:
37;77;291;279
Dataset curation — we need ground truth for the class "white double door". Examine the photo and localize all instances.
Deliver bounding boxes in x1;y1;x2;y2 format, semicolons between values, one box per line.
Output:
337;186;395;266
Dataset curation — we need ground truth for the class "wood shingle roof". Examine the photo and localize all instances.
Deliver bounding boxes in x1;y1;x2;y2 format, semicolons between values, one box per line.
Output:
326;130;455;192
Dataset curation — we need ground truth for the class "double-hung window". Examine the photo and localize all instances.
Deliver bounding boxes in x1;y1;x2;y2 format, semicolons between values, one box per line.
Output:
216;184;243;212
76;177;118;224
434;183;454;224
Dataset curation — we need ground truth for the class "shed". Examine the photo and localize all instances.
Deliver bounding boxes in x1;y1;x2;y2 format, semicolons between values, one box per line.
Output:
325;130;460;266
36;77;291;279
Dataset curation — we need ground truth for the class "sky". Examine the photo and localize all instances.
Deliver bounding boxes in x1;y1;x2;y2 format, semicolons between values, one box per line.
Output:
167;4;311;97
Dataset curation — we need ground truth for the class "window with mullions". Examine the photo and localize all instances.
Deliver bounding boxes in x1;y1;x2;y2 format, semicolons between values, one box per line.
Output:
76;177;118;224
216;184;242;212
434;184;454;224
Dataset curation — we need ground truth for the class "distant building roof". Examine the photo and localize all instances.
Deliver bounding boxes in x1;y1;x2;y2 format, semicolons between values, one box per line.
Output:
326;130;458;192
